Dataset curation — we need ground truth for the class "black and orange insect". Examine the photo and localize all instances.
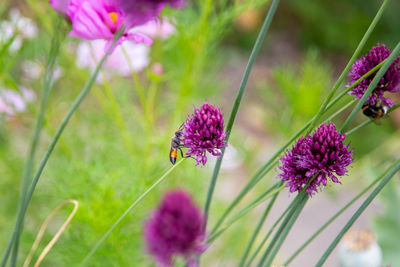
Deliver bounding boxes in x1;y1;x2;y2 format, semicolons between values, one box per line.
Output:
361;101;388;120
170;130;185;165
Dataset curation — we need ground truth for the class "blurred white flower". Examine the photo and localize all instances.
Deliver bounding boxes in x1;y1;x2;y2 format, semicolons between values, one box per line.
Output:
9;9;38;39
22;61;42;80
207;144;243;171
0;8;38;53
21;87;36;102
339;229;382;267
76;39;150;80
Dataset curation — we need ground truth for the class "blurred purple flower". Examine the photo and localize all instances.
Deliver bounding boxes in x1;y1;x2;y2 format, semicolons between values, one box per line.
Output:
144;190;205;267
347;43;400;107
182;103;227;166
279;123;353;196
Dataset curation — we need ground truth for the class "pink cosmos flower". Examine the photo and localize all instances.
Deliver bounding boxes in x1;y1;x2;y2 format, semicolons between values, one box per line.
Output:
50;0;153;47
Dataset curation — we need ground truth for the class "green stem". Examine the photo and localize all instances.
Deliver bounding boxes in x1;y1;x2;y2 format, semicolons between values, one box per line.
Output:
340;41;400;133
87;43;135;155
120;46;148;115
307;0;390;133
207;183;284;243
79;159;185;266
120;45;152;173
1;19;64;267
284;158;400;266
245;196;295;267
324;100;355;123
316;161;400;266
256;192;307;267
263;196;308;267
239;182;283;267
203;0;281;227
5;28;125;267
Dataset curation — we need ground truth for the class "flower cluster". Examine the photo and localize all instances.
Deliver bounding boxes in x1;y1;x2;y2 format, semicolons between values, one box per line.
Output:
50;0;184;48
182;103;227;166
0;9;38;53
348;43;400;107
144;190;205;267
279;123;353;195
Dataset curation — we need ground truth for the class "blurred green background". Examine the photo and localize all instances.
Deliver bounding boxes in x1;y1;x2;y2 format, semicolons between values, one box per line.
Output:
0;0;399;266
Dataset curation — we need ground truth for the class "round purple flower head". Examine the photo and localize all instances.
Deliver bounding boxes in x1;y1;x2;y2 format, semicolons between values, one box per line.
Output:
182;103;227;166
144;190;206;267
347;43;400;107
279;123;353;196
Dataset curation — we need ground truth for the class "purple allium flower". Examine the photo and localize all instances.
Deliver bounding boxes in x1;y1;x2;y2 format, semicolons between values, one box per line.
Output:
182;103;227;166
144;190;206;267
278;123;353;196
347;43;400;107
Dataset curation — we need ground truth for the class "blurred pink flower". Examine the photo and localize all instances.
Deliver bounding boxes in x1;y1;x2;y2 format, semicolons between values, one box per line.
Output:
2;90;26;112
131;18;176;39
0;87;35;117
76;39;150;81
0;98;14;116
49;0;70;14
151;62;164;75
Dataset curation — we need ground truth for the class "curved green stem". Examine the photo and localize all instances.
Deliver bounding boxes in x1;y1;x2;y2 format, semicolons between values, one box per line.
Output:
207;183;284;243
1;19;64;267
316;161;400;266
5;28;125;267
203;0;281;228
256;192;308;267
245;196;294;267
263;196;307;267
79;159;185;266
239;182;283;267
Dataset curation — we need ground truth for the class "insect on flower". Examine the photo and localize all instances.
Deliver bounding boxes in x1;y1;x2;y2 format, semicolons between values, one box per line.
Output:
361;100;388;120
169;128;185;165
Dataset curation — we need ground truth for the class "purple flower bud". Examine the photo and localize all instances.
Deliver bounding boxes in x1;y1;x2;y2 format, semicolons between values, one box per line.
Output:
182;103;227;166
144;190;206;267
347;43;400;107
278;123;353;196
